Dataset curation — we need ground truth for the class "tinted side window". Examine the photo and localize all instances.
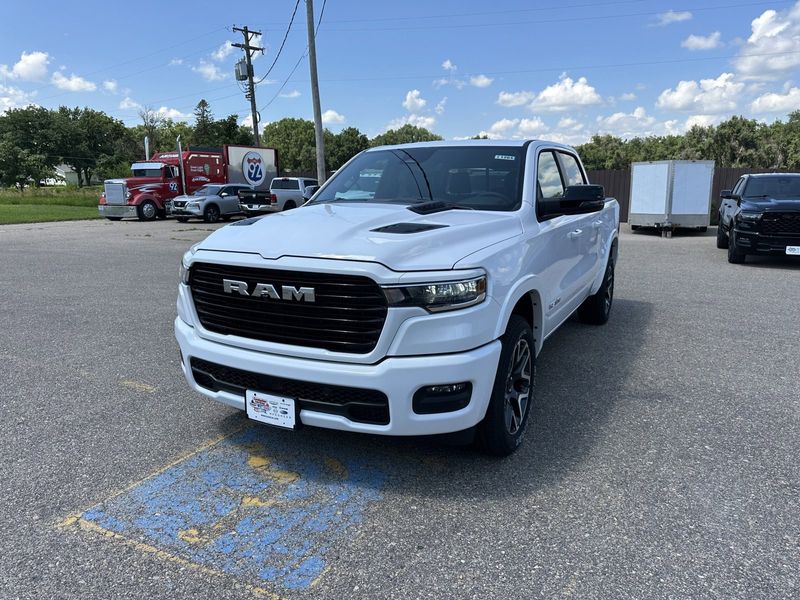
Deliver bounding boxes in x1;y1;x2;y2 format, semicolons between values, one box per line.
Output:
558;153;585;186
303;179;318;187
732;177;745;196
537;151;564;199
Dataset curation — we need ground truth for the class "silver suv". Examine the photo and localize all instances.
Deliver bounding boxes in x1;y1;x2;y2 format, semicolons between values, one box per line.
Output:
169;184;253;223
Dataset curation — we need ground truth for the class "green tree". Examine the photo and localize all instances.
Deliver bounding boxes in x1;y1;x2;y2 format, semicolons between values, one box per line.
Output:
326;127;369;170
262;118;317;172
0;135;50;190
370;124;442;147
193;99;214;146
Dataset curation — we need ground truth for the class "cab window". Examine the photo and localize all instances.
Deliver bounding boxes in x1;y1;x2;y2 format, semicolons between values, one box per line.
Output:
558;152;585;187
537;151;564;200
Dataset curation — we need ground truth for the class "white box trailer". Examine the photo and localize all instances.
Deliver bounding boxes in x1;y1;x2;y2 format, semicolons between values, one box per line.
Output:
629;160;715;237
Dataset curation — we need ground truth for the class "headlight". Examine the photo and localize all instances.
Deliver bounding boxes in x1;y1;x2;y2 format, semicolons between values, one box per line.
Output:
383;276;487;312
125;191;131;199
179;244;200;284
186;201;199;209
738;212;762;221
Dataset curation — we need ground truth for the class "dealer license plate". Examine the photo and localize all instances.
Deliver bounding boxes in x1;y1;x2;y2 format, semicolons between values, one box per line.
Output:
246;390;296;429
786;246;800;255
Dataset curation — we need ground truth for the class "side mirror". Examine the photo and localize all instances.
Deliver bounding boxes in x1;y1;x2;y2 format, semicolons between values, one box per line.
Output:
303;185;320;200
539;184;605;220
721;189;741;202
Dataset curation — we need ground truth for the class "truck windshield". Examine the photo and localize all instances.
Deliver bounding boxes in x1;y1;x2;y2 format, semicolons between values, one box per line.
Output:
311;146;526;211
132;168;163;177
744;176;800;198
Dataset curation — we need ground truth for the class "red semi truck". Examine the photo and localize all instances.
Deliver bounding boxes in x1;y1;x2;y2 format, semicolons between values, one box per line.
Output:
98;145;277;221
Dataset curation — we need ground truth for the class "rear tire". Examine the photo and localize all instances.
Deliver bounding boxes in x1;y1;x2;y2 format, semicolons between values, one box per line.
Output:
727;230;746;264
578;257;615;325
716;224;729;249
137;200;158;221
203;205;220;223
476;315;535;457
283;201;296;211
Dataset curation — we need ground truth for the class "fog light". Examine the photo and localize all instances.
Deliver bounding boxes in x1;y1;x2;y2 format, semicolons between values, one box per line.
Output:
413;382;472;415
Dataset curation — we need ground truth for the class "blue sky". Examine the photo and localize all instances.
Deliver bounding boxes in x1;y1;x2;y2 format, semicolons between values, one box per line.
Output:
2;0;800;144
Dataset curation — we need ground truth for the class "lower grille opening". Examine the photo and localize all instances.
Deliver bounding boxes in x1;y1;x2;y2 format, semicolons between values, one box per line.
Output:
190;357;389;426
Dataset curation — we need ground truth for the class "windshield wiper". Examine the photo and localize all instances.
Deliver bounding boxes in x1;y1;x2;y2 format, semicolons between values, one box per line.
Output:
407;201;475;215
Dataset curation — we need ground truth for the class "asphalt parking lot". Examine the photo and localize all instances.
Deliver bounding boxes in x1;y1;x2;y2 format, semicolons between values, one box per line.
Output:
1;218;798;599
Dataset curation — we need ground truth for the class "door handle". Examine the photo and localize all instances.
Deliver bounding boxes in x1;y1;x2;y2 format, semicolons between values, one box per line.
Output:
593;220;603;229
567;229;583;240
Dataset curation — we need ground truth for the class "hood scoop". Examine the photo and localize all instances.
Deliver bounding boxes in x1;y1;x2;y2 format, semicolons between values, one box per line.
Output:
370;222;449;234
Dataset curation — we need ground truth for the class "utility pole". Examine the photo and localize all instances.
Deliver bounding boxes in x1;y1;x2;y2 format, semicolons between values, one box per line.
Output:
305;0;326;183
232;26;264;146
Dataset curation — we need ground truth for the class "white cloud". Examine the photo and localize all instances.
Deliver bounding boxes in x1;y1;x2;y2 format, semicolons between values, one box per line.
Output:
530;74;602;111
596;107;656;137
751;86;800;112
102;79;118;93
169;58;184;66
682;32;722;50
685;114;722;129
518;117;548;136
478;117;548;139
386;114;437;131
656;72;743;113
469;74;493;88
192;61;227;81
321;109;346;125
119;97;141;110
655;10;692;26
241;114;268;135
0;51;50;81
211;41;235;62
735;3;800;80
557;117;584;131
279;89;301;98
0;84;36;114
435;97;447;115
51;71;96;92
402;89;427;111
496;90;536;107
442;59;457;71
155;106;190;121
619;92;637;101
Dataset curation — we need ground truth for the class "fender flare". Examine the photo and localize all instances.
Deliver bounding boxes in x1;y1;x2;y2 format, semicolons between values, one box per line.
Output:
493;275;545;356
589;231;619;295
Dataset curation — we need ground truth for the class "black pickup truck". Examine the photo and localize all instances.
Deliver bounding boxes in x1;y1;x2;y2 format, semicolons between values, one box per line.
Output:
717;173;800;263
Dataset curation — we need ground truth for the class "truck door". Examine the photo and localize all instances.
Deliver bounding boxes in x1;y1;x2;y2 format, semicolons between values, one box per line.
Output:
557;151;602;293
534;150;588;331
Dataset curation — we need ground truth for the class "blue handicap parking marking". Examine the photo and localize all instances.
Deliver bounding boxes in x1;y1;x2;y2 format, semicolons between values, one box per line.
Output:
77;429;386;591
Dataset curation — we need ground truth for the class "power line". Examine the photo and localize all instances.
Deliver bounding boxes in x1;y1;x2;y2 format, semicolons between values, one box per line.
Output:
259;0;793;32
260;0;326;112
255;0;301;85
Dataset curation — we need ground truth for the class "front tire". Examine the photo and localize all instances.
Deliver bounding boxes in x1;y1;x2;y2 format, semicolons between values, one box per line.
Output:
477;315;535;456
716;224;729;249
176;217;189;223
137;200;158;221
578;256;615;325
727;230;746;264
203;205;220;223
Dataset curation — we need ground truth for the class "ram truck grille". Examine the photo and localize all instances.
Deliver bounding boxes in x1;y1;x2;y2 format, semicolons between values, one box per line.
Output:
189;262;388;354
190;357;390;425
760;212;800;236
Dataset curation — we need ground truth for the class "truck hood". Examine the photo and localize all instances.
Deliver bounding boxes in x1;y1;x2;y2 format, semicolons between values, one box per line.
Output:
106;177;166;191
740;197;800;212
196;202;523;271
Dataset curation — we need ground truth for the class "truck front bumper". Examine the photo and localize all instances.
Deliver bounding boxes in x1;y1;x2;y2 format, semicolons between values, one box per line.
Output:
733;228;800;254
98;204;137;218
175;317;501;436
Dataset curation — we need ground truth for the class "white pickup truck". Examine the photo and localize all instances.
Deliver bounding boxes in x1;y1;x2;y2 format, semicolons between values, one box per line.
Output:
175;140;619;455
